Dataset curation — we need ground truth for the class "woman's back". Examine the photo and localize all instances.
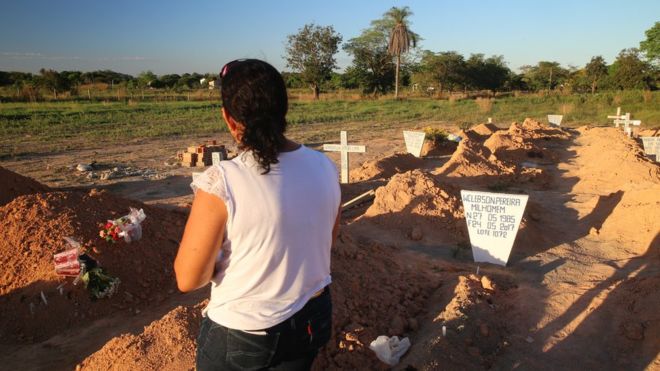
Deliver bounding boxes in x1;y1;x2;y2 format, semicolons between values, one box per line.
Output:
193;146;340;330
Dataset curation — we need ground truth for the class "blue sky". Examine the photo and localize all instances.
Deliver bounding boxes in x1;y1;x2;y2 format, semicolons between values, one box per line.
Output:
0;0;658;75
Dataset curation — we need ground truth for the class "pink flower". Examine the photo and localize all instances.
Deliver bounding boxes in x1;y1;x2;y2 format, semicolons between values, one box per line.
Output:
100;230;106;238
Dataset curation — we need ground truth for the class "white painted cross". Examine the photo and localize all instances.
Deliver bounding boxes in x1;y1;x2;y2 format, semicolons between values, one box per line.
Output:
607;107;625;128
547;114;563;126
620;113;641;137
323;131;366;184
403;130;426;157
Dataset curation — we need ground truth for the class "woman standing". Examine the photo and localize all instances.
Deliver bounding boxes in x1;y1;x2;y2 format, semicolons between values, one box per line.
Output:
174;59;341;370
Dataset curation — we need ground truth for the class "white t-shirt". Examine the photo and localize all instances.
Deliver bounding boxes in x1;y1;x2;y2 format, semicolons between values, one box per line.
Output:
191;145;340;330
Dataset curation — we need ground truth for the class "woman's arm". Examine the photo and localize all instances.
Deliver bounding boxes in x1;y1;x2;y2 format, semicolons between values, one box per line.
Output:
174;189;228;292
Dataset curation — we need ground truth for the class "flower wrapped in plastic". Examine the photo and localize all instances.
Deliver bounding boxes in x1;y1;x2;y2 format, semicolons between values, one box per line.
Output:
99;207;147;243
54;237;120;300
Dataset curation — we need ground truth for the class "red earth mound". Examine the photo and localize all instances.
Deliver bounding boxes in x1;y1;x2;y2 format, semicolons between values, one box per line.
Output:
361;169;467;245
0;165;49;206
80;303;205;371
350;152;426;182
0;185;186;344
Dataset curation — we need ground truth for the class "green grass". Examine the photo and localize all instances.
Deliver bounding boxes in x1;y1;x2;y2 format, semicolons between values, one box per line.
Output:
1;90;658;157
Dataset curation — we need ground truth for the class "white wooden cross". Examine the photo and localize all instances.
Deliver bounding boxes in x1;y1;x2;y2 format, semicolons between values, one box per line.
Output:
607;107;625;128
323;131;366;184
620;113;641;137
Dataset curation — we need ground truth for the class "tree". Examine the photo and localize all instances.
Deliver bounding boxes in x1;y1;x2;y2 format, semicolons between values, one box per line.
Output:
609;48;652;89
285;23;342;99
416;51;467;94
384;6;418;99
584;56;608;94
640;21;660;64
520;61;568;91
465;54;510;91
37;69;70;98
344;26;396;96
137;71;157;89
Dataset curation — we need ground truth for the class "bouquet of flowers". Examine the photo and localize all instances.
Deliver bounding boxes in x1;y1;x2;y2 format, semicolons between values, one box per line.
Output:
53;237;120;300
99;207;147;243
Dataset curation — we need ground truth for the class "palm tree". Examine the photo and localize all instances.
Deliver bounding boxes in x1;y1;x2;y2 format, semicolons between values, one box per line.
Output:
386;6;417;99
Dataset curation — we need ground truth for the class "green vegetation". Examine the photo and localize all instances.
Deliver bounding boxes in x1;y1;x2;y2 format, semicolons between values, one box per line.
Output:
1;90;658;157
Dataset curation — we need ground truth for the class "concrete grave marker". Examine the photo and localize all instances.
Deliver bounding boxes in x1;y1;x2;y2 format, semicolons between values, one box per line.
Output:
640;137;660;161
548;114;563;126
488;117;493;124
460;190;529;266
403;131;426;157
323;131;366;184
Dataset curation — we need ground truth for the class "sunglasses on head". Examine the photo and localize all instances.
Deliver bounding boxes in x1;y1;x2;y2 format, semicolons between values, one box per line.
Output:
220;59;249;79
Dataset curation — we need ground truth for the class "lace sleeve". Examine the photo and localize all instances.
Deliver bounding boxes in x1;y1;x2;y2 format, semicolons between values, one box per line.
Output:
190;165;229;203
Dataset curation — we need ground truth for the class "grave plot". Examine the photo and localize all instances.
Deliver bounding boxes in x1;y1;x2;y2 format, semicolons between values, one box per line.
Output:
1;118;659;371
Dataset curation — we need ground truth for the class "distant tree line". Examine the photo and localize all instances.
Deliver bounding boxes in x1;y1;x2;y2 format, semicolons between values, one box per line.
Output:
0;69;220;100
284;15;659;97
1;18;658;101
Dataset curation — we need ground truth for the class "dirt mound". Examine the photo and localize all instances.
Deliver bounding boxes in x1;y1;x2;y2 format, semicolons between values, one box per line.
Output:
515;118;571;140
0;189;185;344
0;166;49;206
470;123;501;137
401;273;516;369
80;303;204;371
572;127;660;191
637;128;660;137
433;119;567;189
350;152;426;182
77;231;437;370
435;136;511;179
313;235;437;370
361;170;467;245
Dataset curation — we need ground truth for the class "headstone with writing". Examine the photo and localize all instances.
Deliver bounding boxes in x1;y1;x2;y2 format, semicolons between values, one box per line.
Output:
323;131;366;184
460;190;529;266
548;114;563;126
403;131;426;157
640;137;660;161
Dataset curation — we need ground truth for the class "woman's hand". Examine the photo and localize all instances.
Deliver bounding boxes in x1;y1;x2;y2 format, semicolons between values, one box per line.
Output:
174;189;228;292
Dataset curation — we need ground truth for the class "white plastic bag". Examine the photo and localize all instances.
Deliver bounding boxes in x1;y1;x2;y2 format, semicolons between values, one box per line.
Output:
116;208;146;243
369;335;411;366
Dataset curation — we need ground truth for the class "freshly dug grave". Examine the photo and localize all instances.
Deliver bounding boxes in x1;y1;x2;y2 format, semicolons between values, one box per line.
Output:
79;303;205;371
0;165;49;206
78;230;439;371
469;123;501;138
361;170;467;245
434;119;568;189
0;176;186;344
350;152;426;182
400;273;516;370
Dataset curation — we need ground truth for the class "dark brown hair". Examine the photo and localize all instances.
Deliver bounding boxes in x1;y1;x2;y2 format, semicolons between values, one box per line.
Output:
220;59;288;174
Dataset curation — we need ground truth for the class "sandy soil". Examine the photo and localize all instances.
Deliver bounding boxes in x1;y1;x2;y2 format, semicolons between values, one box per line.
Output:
0;119;658;370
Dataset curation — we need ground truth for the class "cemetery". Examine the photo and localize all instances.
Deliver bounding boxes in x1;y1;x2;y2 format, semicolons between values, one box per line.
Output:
0;114;658;370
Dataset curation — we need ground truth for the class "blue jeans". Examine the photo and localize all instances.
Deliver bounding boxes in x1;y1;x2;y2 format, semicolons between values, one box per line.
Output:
196;287;332;371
